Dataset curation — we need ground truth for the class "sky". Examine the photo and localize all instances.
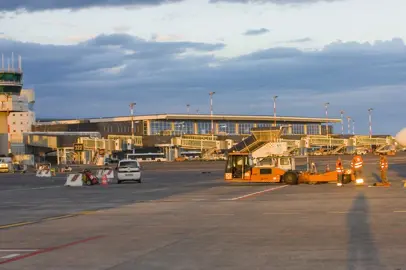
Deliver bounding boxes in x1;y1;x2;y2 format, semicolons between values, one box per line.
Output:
0;0;405;135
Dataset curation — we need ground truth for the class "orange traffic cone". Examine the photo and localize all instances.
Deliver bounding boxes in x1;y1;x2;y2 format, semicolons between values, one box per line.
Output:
101;174;108;186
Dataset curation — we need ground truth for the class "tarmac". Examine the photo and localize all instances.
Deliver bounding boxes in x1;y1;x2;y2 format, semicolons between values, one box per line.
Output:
0;153;406;269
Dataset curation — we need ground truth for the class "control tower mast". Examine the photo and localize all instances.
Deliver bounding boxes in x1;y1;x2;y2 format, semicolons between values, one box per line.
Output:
0;53;24;155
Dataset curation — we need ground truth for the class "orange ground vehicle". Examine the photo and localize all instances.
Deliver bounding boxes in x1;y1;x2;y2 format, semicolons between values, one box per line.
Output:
224;127;356;185
224;152;354;185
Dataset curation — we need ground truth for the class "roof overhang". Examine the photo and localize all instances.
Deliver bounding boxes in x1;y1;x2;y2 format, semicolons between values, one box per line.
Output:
35;114;341;125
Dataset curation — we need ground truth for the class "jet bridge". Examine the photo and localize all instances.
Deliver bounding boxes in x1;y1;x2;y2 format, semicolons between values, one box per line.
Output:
303;135;348;155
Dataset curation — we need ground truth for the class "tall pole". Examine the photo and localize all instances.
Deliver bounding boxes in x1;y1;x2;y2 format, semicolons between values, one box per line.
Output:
324;102;330;136
347;116;351;134
209;92;215;140
130;102;136;154
340;110;344;136
368;108;373;138
273;95;278;127
352;119;355;135
186;104;190;115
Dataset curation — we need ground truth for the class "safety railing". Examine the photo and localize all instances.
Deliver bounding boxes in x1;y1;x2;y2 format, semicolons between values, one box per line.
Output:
178;138;218;150
107;135;143;146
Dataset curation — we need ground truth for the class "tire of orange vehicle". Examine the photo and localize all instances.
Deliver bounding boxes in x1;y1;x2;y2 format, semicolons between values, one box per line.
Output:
283;171;298;185
343;174;352;184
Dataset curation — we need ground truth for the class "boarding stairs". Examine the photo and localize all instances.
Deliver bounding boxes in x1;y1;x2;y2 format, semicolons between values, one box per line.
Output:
228;127;284;153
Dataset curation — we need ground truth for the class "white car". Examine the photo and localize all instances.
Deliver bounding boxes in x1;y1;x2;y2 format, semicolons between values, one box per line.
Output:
116;159;142;184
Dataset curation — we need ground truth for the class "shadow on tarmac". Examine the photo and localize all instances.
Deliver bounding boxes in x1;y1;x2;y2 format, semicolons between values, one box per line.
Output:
347;192;382;270
371;172;381;183
389;164;406;180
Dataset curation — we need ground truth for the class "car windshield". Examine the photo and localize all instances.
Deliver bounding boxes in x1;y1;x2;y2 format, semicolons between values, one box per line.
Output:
119;161;139;168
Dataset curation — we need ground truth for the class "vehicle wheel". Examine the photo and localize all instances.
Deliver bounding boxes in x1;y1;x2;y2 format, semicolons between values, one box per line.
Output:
86;180;92;186
283;171;299;185
137;179;141;183
117;180;122;184
343;174;352;184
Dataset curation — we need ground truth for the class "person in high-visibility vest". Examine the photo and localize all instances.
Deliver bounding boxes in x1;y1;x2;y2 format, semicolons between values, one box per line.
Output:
351;154;364;180
336;157;344;187
379;154;389;184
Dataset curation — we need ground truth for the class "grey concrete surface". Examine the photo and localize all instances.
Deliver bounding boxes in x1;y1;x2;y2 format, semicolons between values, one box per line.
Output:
0;156;405;269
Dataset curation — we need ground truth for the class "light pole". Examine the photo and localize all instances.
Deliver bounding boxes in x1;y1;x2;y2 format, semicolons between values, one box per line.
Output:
347;116;351;134
186;104;190;115
129;102;136;154
209;91;215;140
324;102;330;136
352;119;355;135
273;95;278;127
196;109;199;114
340;110;345;136
368;108;373;138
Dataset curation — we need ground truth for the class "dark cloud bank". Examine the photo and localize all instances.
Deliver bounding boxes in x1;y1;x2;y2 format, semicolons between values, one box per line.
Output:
1;34;405;134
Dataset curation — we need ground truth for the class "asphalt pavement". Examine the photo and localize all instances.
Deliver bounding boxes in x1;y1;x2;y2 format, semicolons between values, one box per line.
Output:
0;156;406;270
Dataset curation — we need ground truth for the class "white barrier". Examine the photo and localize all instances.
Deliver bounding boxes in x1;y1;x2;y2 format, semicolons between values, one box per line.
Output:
65;174;83;187
96;169;114;182
36;169;52;177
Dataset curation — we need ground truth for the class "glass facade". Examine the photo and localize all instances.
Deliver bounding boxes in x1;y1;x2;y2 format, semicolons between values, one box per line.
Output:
145;120;328;136
238;122;255;135
218;122;236;135
174;121;194;135
0;85;21;94
150;120;172;135
307;124;320;135
321;125;333;135
197;121;211;134
0;72;22;83
291;124;305;135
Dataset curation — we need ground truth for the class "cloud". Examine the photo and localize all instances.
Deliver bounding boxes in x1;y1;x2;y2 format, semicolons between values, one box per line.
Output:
0;0;183;12
243;28;270;36
1;35;406;135
285;37;312;43
210;0;342;4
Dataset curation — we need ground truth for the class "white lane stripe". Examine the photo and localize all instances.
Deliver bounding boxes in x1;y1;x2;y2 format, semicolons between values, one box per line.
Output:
0;186;63;192
1;254;20;259
229;185;288;201
0;250;37;252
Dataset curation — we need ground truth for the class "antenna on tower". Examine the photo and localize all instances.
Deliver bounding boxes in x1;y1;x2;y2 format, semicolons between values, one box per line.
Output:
11;52;14;71
18;55;22;71
7;58;10;71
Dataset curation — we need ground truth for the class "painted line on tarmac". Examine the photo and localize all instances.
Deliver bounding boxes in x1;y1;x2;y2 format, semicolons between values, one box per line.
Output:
203;213;234;216
0;186;63;193
1;254;20;259
0;250;38;252
263;212;301;215
0;222;36;230
228;185;289;201
0;210;101;230
0;235;105;265
393;210;406;213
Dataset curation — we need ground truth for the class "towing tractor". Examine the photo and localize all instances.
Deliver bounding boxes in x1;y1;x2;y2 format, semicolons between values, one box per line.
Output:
224;152;300;185
224;126;354;185
224;127;302;184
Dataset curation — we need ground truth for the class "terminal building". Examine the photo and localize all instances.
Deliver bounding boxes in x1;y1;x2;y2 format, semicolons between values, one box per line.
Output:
33;114;339;139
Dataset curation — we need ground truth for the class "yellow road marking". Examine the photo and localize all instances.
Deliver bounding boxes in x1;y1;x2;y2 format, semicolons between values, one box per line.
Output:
0;221;35;229
0;210;101;230
77;210;99;215
394;210;406;213
43;214;77;221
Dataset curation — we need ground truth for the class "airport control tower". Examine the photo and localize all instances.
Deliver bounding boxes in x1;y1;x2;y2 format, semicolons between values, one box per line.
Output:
0;54;35;155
